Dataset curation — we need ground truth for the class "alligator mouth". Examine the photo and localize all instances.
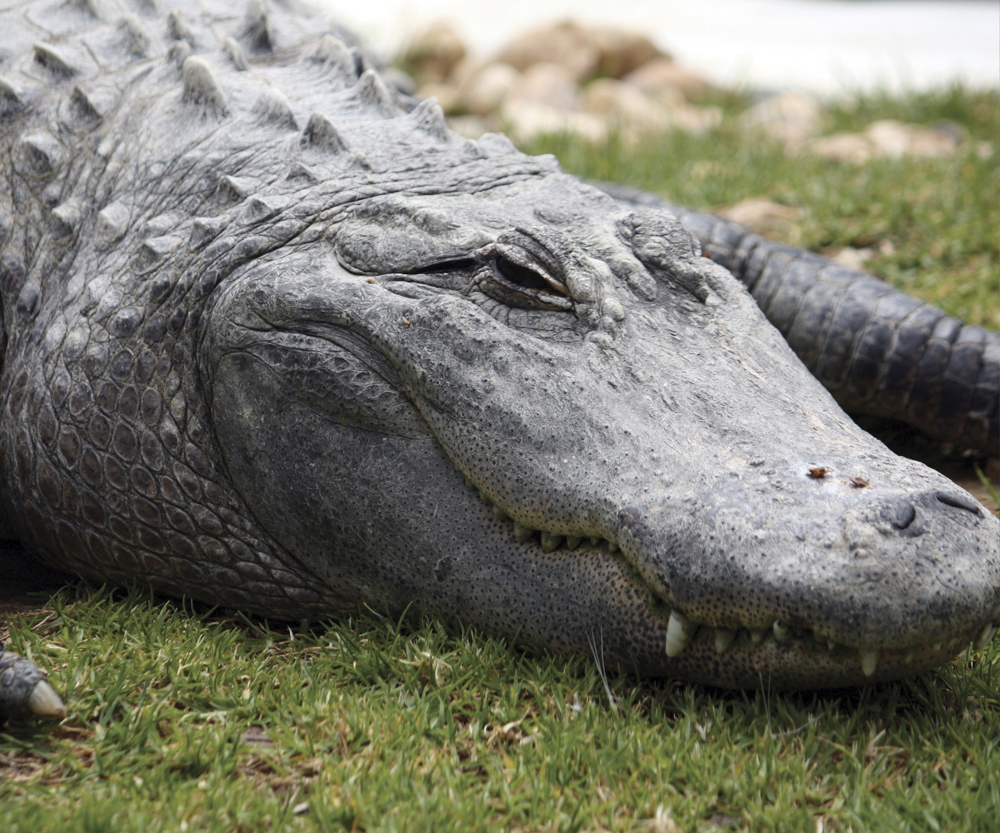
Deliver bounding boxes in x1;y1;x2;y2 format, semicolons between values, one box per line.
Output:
458;471;1000;682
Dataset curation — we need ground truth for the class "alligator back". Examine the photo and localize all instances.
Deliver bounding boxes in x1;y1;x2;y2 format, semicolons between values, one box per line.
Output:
0;0;536;613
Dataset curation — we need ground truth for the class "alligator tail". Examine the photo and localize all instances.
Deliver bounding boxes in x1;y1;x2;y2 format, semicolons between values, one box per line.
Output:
598;184;999;452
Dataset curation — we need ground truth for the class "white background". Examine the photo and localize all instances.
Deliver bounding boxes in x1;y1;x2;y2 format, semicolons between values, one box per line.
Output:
318;0;1000;95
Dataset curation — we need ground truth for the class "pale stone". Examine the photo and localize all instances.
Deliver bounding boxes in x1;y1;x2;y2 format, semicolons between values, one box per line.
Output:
500;100;607;143
446;114;497;139
717;198;803;241
809;120;960;163
625;56;714;104
867;119;959;158
494;20;664;83
830;247;874;271
456;62;520;116
399;21;467;85
581;79;720;136
504;62;579;111
416;81;461;115
740;91;824;150
808;132;873;164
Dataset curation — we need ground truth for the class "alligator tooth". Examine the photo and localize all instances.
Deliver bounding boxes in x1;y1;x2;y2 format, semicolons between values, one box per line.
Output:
975;624;996;651
903;649;914;663
607;540;619;553
27;680;66;718
749;628;767;645
772;621;792;642
714;628;736;654
589;537;601;547
827;640;837;651
513;523;533;544
933;643;942;652
492;505;509;523
860;648;879;677
565;536;583;550
664;611;697;657
540;532;562;552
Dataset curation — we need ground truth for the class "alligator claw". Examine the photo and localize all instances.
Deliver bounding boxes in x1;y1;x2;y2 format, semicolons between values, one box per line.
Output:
0;648;66;720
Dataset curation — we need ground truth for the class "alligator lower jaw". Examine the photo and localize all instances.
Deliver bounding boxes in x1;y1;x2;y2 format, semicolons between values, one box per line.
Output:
641;620;998;690
650;611;997;689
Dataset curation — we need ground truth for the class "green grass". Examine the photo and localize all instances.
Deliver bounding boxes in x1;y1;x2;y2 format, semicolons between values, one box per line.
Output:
3;585;999;832
3;87;999;831
523;86;1000;330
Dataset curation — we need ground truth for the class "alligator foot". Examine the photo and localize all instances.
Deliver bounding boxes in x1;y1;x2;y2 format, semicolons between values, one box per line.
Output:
0;645;65;721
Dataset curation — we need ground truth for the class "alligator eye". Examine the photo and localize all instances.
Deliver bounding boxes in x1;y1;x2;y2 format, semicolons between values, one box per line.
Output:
494;253;559;294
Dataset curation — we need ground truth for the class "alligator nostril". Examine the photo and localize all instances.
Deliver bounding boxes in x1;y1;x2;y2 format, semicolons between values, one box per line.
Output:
888;502;917;530
936;491;982;516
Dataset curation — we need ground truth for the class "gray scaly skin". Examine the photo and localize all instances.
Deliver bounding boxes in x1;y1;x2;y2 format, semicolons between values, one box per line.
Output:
597;184;999;452
0;0;997;719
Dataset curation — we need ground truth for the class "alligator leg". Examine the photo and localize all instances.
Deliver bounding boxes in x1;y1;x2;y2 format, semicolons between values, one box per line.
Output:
0;644;65;720
0;539;68;721
596;183;999;452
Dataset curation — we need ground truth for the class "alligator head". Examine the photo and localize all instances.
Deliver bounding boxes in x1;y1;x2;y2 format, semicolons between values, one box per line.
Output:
201;171;999;689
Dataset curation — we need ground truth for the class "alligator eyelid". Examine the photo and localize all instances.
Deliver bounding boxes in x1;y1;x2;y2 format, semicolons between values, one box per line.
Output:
484;243;570;300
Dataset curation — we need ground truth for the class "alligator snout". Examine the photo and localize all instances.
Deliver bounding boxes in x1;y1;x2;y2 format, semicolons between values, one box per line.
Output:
614;470;999;669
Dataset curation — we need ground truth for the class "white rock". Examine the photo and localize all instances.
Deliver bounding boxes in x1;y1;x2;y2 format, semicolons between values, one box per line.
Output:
740;91;824;150
456;62;520;116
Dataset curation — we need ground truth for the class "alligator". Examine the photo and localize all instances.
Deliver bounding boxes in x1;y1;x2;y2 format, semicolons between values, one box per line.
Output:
1;0;998;721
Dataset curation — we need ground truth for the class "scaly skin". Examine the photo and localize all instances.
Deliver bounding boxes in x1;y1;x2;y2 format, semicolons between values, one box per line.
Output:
596;183;999;451
0;0;997;718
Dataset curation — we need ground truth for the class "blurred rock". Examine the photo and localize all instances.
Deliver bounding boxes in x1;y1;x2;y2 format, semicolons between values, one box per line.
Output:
418;81;461;114
581;78;667;128
625;56;716;104
504;62;579;111
740;91;824;150
582;79;721;136
447;114;500;139
456;62;521;116
830;246;874;270
399;22;467;85
494;21;665;83
717;198;803;241
406;18;722;143
501;100;608;144
810;120;961;163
